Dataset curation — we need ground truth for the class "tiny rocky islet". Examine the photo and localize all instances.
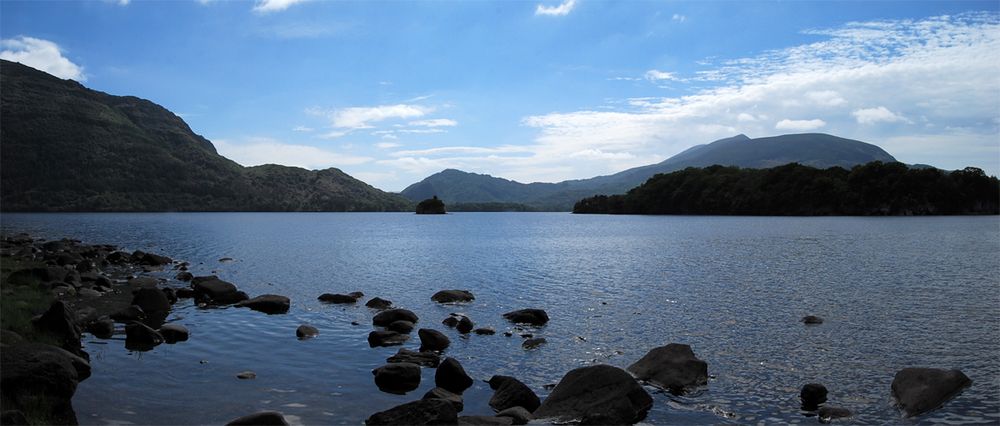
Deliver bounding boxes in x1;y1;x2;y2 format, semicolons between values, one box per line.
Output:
0;233;977;424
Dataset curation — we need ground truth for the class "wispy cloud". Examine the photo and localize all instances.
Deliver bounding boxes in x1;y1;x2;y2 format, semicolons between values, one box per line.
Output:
644;69;676;82
0;36;85;81
852;106;910;124
535;0;576;17
775;118;827;131
252;0;307;14
672;14;686;23
214;137;371;169
292;126;314;132
409;118;458;127
309;104;431;130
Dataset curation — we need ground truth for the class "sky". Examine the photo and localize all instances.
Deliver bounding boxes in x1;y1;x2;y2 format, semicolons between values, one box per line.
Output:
2;0;998;191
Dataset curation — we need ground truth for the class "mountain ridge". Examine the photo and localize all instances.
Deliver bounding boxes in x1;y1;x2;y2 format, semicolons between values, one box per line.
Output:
401;132;900;210
0;60;412;212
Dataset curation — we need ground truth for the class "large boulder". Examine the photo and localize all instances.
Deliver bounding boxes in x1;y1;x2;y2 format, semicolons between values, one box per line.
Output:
626;343;708;394
488;376;540;413
502;309;548;326
0;343;91;425
418;329;450;352
31;300;81;353
436;357;474;394
891;368;972;417
387;348;441;367
432;290;475;303
533;364;652;425
236;294;290;314
423;387;464;412
131;287;171;316
374;309;419;327
368;331;410;348
226;411;290;426
318;293;360;304
366;399;458;425
373;362;422;394
191;276;248;305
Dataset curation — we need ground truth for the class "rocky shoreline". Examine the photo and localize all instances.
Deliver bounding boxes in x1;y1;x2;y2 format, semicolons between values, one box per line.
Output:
0;233;976;425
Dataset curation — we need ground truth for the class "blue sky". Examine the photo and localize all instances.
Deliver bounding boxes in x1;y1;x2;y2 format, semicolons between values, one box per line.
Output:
2;0;998;191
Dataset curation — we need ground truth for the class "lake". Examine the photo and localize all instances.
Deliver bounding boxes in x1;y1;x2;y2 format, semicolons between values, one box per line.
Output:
1;213;998;425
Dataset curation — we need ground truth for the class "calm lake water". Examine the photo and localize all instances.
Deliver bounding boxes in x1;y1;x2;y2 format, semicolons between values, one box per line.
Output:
2;213;998;425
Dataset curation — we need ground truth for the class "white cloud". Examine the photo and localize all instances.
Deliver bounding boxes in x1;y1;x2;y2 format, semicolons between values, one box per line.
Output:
852;106;909;124
214;137;371;169
391;146;532;158
328;104;429;129
409;118;458;127
535;0;576;17
672;14;686;23
737;113;758;122
775;119;827;131
292;126;314;132
0;36;85;81
376;142;401;149
253;0;307;14
805;90;848;107
644;69;676;81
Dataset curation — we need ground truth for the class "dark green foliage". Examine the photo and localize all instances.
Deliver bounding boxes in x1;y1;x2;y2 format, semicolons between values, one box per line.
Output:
415;196;446;214
573;162;1000;216
401;134;899;211
0;60;412;212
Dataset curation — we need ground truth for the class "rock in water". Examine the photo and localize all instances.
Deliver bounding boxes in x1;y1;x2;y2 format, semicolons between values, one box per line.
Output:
802;315;824;325
368;331;410;348
318;293;359;303
443;317;459;328
423;387;464;412
415;196;447;214
226;411;289;425
626;343;708;394
521;338;546;350
436;357;474;394
0;343;92;425
502;309;548;326
818;406;853;422
457;316;474;334
191;276;248;305
366;297;393;310
891;368;972;417
366;399;458;425
236;294;290;314
388;320;415;334
85;317;115;339
800;383;828;410
373;363;421;394
473;327;495;335
432;290;475;303
373;309;419;326
533;364;652;425
488;375;540;412
296;324;319;339
158;324;189;343
237;371;256;380
387;348;441;367
131;287;171;316
125;322;164;351
419;328;451;352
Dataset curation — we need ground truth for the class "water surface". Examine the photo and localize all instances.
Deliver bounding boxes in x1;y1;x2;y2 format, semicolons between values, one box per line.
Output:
2;213;997;425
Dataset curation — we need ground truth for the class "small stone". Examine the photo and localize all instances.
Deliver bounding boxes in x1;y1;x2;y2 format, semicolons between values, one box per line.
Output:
443;317;459;328
457;316;474;334
502;309;548;326
473;327;495;335
296;324;319;339
522;338;546;349
365;297;393;310
802;315;824;325
237;371;256;380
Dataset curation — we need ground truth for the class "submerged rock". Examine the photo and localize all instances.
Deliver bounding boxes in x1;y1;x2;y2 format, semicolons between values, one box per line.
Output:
318;293;360;304
226;411;289;426
488;375;540;413
802;315;824;325
818;406;853;423
296;324;319;339
236;294;290;314
443;316;460;328
473;327;496;336
502;309;548;326
627;343;708;394
368;330;410;348
436;357;474;394
237;371;256;380
125;322;164;351
366;297;393;310
365;399;458;425
533;364;652;425
418;328;450;352
373;309;419;327
387;348;441;367
373;362;421;394
432;290;475;303
891;368;971;417
521;338;546;350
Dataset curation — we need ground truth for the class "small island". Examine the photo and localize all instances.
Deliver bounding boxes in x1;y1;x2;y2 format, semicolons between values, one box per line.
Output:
415;196;447;214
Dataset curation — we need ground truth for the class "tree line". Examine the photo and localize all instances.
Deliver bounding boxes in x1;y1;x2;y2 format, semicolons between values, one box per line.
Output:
572;162;1000;215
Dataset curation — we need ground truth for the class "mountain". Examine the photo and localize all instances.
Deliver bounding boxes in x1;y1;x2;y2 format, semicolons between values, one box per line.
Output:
0;60;411;212
401;133;899;210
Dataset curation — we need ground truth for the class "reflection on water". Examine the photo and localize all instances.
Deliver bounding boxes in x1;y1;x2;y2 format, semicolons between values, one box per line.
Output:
2;213;998;425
